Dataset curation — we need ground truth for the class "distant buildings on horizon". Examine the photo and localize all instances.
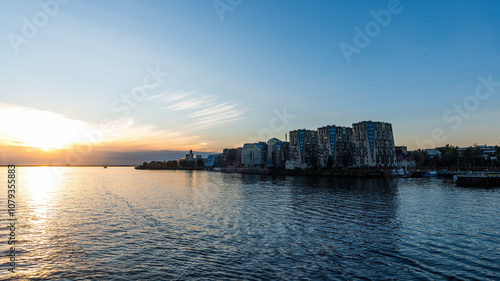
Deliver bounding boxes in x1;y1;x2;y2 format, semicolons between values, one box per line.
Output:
141;120;498;170
223;120;397;169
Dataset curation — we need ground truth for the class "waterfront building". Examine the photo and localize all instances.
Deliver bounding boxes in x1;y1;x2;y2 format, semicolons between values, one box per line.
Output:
185;150;194;161
177;150;205;168
395;146;408;154
457;145;496;158
266;138;291;168
222;147;242;167
241;142;268;167
317;125;354;168
204;154;223;168
425;148;441;157
289;129;318;167
267;138;281;166
352;121;396;167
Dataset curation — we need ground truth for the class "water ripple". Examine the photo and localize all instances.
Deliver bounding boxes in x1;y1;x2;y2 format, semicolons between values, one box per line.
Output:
0;168;499;280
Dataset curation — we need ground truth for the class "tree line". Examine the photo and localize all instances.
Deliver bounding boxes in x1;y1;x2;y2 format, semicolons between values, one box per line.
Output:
407;144;500;170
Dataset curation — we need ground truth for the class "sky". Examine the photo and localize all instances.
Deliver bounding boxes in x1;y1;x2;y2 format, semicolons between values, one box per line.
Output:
1;0;499;165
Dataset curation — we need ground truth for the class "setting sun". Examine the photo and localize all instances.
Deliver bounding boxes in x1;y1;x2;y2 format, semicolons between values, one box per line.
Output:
0;103;89;150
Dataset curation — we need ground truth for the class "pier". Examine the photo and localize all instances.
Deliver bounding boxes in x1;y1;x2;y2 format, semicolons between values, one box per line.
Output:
455;175;500;188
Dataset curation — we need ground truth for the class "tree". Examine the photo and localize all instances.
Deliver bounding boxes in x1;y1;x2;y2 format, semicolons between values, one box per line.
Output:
438;144;458;167
326;156;334;169
407;149;430;166
179;160;194;168
461;144;484;168
166;160;178;169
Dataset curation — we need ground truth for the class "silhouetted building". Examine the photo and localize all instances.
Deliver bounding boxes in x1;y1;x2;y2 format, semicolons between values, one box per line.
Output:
223;147;242;167
177;150;204;168
395;146;407;154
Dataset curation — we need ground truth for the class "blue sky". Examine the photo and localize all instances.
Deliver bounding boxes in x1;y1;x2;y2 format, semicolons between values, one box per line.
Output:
1;0;499;164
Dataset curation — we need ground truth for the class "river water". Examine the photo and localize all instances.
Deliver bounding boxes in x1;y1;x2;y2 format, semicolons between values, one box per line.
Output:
1;167;499;280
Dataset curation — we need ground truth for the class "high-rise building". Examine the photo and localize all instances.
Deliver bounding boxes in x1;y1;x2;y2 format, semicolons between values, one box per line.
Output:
289;129;318;167
352;121;396;167
317;125;354;168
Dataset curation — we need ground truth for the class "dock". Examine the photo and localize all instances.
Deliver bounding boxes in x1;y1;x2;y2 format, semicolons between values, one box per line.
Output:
455;175;500;188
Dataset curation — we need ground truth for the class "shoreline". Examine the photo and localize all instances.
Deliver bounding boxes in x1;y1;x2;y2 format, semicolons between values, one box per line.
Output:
134;166;500;180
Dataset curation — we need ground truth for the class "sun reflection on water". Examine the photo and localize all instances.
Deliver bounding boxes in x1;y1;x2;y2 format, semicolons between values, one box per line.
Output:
16;167;67;279
27;167;59;206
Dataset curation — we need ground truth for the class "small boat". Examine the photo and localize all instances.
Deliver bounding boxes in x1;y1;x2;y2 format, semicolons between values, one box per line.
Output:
103;166;107;169
391;168;412;178
391;160;412;177
422;170;438;177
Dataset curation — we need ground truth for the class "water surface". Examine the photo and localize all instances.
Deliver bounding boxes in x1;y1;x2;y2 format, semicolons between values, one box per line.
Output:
1;167;499;280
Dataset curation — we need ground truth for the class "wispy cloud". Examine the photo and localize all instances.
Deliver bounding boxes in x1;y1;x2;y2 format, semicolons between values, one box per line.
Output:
189;103;238;118
160;90;246;129
98;117;204;150
162;95;218;111
163;90;197;102
145;93;166;101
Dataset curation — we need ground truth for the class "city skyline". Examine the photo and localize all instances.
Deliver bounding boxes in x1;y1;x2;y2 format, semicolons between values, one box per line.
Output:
1;0;500;165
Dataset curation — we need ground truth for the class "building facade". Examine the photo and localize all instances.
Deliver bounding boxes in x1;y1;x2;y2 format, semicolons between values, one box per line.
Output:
222;147;242;167
204;154;223;168
352;121;396;167
289;129;318;167
241;142;268;167
317;125;354;168
267;138;290;168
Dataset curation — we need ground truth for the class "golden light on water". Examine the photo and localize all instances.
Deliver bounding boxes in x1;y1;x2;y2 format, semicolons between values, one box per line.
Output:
27;167;59;206
13;167;68;278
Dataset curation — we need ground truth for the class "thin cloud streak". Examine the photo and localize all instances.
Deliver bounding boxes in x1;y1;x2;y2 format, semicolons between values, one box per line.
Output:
160;90;246;130
145;93;165;101
189;103;238;118
162;90;197;102
162;96;218;111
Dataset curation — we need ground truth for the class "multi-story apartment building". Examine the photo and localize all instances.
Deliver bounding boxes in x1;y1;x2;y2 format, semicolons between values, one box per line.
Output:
352;121;396;167
317;125;354;168
222;147;242;167
289;129;318;167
